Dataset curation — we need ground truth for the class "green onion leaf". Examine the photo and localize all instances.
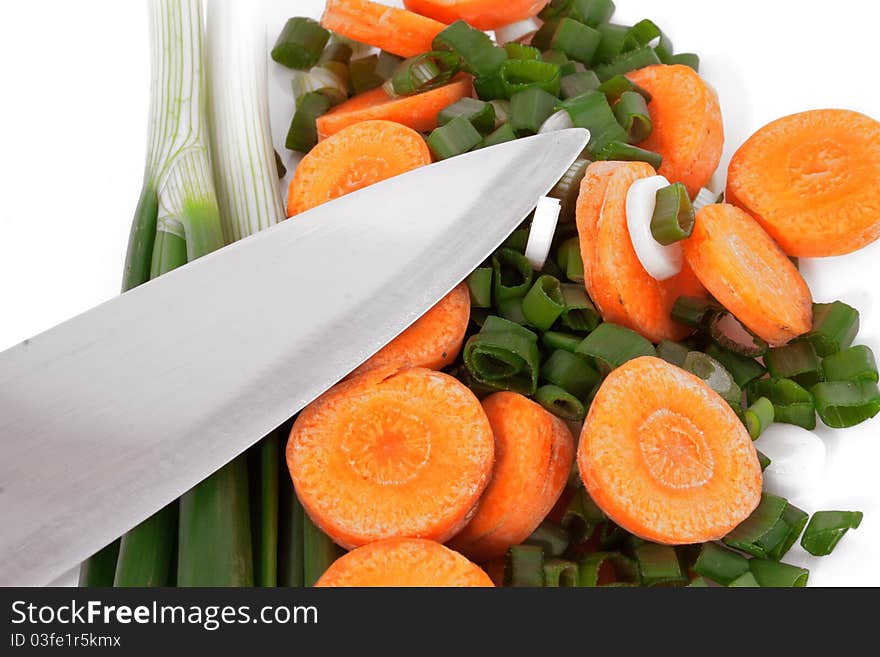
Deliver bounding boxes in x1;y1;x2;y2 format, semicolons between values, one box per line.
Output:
559;90;630;153
510;87;560;136
559;283;601;332
561;70;602;99
543;331;584;353
500;59;562;98
493;247;534;301
749;559;809;588
595;45;661;81
577;322;655;370
466;267;493;308
541;349;600;399
723;494;788;558
504;42;541;61
522;275;566;331
271;17;330;70
497;296;528;325
693;542;750;586
548;157;592;223
597;74;653;103
613;90;653;143
800;510;864;556
800;301;860;357
747;378;816;430
473;73;507;101
285;92;331;153
822;345;878;383
571;0;617;27
432;20;506;78
550;17;602;64
623;19;673;61
426;115;482;160
765;341;824;389
438;97;496;134
663;52;700;71
389;51;461;96
593;23;629;64
481;122;517;148
556;237;586;283
464;316;541;394
811;380;880;428
635;543;686;586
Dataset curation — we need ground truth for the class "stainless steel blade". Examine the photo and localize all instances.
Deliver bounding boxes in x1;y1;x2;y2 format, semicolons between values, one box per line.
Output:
0;129;589;586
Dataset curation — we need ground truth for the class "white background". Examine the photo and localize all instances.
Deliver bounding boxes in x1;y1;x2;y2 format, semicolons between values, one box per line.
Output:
1;0;878;585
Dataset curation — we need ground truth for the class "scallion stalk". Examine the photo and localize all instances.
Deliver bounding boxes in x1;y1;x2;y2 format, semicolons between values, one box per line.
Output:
576;322;655;370
800;511;863;556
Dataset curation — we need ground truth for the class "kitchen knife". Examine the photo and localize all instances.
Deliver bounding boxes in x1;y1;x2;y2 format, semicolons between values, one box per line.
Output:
0;128;589;586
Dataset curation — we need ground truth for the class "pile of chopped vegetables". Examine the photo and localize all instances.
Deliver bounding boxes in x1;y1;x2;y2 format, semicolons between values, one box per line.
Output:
84;0;878;589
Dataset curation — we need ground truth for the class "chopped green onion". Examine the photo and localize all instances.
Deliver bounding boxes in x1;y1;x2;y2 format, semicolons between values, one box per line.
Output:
481;123;517;147
597;74;652;103
663;52;700;71
593;141;662;168
650;183;694;245
466;267;493;308
375;50;403;79
745;397;775;440
723;494;788;558
500;59;562;98
561;71;602;99
493;247;534;301
348;55;383;94
656;340;691;368
684;352;742;406
504;229;530;253
530;17;560;51
728;572;760;587
438;97;496;134
562;488;606;542
749;559;809;588
687;577;710;587
539;0;572;21
822;345;878;383
285;92;331;153
593;23;629;63
464;316;541;394
577;322;655;370
522;275;566;330
497;296;528;325
560;90;630;153
559;283;601;332
693;542;750;586
319;42;353;65
536;384;587;421
757;449;771;472
549;17;602;64
548;157;592;223
504;42;541;61
671;296;717;329
271;17;329;70
800;511;863;556
541;49;577;77
747;378;816;430
525;522;571;557
473;73;507;100
800;301;860;357
291;64;349;106
765;342;823;389
507;545;545;587
595;45;662;81
510;87;560;136
811;380;880;429
613;91;653;143
389;51;461;96
489;99;511;127
623;19;673;61
708;310;769;357
541;349;600;398
556;237;585;283
577;552;639;587
543;559;579;587
705;344;766;388
571;0;617;26
432;20;505;78
635;543;686;586
426;115;482;160
543;331;584;353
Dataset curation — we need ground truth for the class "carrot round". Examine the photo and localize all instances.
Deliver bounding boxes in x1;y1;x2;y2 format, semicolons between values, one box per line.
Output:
448;392;575;561
403;0;549;31
626;65;724;197
287;367;494;550
287;120;431;216
726;109;880;257
321;0;447;58
351;282;471;378
315;538;494;587
578;356;762;545
683;203;813;347
577;161;707;343
316;77;473;142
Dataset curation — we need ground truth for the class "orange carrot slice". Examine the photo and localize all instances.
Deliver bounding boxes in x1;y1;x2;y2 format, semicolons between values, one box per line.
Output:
577;161;707;343
404;0;549;31
287;367;494;550
350;283;471;378
321;0;447;58
683;203;813;347
315;538;494;587
726;109;880;257
578;356;762;545
316;77;473;141
626;65;724;197
287;120;431;216
448;392;575;561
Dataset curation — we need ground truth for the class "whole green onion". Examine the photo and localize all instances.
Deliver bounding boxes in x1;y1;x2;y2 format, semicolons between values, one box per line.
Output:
749;559;809;588
432;20;506;78
765;341;823;389
278;433;304;587
800;301;859;357
271;17;330;70
427;115;482;160
438;97;496;134
507;545;545;587
651;183;695;245
693;542;749;586
800;510;863;556
389;51;461;96
535;384;587;421
594;141;662;168
302;514;342;586
464;316;541;394
577;322;655;370
748;378;816;430
466;267;493;308
822;345;878;383
613;91;653;143
810;380;880;428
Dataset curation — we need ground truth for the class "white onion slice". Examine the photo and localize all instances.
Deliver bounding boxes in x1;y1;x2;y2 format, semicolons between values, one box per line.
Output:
539;109;574;134
625;175;683;281
692;187;721;213
756;423;827;499
494;17;542;45
525;197;561;271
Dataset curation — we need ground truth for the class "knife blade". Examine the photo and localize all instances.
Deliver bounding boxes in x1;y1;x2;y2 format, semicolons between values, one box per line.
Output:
0;128;589;586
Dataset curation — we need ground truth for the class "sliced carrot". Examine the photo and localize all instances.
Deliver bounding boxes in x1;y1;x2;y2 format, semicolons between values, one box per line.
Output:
316;76;473;141
287;120;431;216
577;161;707;343
726;109;880;257
448;392;575;562
350;282;471;378
578;356;762;545
626;65;724;197
287;367;494;550
403;0;549;31
315;538;494;587
321;0;447;58
683;203;813;347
